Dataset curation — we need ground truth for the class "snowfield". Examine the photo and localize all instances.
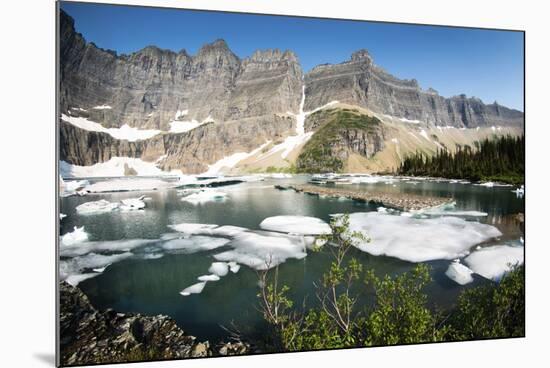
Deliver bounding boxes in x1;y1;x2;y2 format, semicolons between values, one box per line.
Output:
62;114;160;141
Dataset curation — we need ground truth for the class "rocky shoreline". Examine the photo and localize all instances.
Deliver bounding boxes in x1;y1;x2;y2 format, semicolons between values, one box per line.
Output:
59;282;250;366
276;184;453;211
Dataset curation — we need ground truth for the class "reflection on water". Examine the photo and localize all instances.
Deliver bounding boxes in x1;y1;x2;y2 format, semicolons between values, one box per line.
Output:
60;176;524;341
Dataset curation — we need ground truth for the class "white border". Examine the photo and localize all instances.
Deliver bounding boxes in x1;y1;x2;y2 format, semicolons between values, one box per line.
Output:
1;0;547;367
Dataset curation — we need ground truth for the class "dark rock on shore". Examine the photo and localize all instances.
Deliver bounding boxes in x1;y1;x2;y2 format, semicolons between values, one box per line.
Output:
59;281;249;365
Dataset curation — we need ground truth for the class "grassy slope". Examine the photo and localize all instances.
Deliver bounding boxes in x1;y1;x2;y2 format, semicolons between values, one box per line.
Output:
296;109;381;173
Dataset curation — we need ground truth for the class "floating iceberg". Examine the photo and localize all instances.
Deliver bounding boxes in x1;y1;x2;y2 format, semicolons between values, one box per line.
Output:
414;202;488;218
120;197;146;211
228;261;241;273
60;239;157;257
208;262;229;277
180;282;207;296
76;199;119;215
214;231;307;270
336;212;502;263
60;252;132;284
464;245;524;281
60;213;67;220
259;215;332;235
161;236;230;253
197;274;221;282
61;226;89;246
445;261;474;285
181;190;228;203
168;223;219;236
83;178;173;193
65;273;98;286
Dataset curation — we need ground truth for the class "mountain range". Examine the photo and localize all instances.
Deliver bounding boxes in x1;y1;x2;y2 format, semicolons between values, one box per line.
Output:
59;10;524;176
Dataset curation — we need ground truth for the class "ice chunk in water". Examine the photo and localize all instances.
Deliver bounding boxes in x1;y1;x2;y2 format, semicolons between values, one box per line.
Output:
208;262;229;277
60;213;67;220
65;273;98;286
197;274;221;282
259;216;331;235
60;239;157;257
61;226;89;246
181;189;227;203
214;231;307;270
120;197;146;211
228;261;241;273
211;226;248;237
445;262;474;285
168;223;219;236
162;236;230;253
76;200;119;215
337;212;502;263
464;245;524;281
180;282;207;296
83;178;173;193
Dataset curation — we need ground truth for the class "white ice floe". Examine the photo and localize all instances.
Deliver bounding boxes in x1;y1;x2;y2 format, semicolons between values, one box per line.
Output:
92;105;112;110
414;202;488;218
512;185;525;198
180;282;207;296
203;142;271;175
76;199;120;215
60;252;133;284
60;239;157;257
228;261;241;273
259;215;332;235
336;212;502;263
64;179;90;192
464;245;524;281
60;157;193;180
60;213;67;220
198;274;221;282
180;189;228;203
61;226;89;246
93;265;110;273
214;231;307;270
161;236;230;253
62;114;160;141
445;261;474;285
65;273;98;286
210;226;248;237
120;197;146;211
143;253;164;260
208;262;230;277
168;223;219;235
84;178;174;193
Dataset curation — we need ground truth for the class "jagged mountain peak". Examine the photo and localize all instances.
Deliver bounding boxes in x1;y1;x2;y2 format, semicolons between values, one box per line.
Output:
351;49;374;62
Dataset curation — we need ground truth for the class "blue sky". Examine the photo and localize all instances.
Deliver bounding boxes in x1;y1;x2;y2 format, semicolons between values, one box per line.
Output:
60;2;524;111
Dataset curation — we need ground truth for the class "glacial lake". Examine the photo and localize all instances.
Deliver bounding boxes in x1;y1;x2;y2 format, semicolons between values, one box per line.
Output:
59;175;524;342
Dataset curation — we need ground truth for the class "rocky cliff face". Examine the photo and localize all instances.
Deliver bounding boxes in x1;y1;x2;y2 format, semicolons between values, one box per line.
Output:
60;120;166;165
304;50;523;128
60;281;250;366
60;10;303;131
59;281;210;365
